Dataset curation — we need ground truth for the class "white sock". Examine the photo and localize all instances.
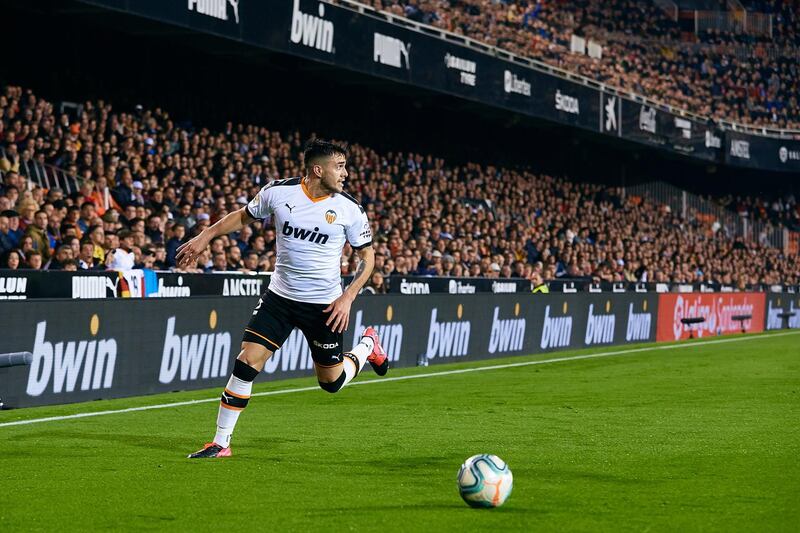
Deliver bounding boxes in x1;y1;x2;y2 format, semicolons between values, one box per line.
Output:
341;337;374;387
213;375;253;448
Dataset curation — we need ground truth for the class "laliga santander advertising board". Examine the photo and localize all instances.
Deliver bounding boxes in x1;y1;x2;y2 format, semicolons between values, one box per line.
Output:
656;293;766;341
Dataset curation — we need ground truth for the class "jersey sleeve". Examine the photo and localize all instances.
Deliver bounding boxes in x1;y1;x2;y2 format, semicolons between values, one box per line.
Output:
246;184;274;220
346;205;372;250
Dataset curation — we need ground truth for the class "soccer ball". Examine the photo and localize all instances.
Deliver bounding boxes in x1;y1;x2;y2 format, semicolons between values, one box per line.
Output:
457;454;513;508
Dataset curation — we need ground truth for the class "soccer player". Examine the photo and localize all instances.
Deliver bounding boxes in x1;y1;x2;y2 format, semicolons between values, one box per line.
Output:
177;140;388;458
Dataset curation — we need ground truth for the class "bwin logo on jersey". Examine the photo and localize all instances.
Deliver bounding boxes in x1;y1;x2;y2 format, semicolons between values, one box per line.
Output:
290;0;334;53
540;304;572;349
488;306;526;354
584;303;615;345
626;302;652;341
159;314;232;384
282;220;329;244
353;309;403;362
426;307;470;359
27;316;117;396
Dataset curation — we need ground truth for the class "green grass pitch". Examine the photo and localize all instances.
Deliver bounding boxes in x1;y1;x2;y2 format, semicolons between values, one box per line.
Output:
1;331;798;532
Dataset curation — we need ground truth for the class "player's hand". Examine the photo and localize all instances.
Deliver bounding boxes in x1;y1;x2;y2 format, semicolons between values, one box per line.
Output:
175;233;210;269
324;293;354;334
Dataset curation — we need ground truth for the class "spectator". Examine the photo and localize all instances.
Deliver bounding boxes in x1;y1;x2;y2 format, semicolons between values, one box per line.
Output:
106;229;135;271
1;209;22;249
0;213;14;253
78;241;98;270
152;244;169;270
25;210;51;262
47;244;73;270
137;247;157;270
0;249;21;269
26;250;43;270
226;245;245;271
86;225;107;264
242;250;260;272
17;199;37;232
77;201;96;233
361;271;387;294
112;169;135;207
211;251;229;272
166;224;187;267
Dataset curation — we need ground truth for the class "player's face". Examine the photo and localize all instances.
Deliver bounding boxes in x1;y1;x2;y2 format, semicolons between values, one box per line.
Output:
319;154;348;194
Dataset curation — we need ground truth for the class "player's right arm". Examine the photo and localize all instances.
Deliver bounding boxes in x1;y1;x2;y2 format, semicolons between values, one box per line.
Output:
176;183;275;269
175;208;255;269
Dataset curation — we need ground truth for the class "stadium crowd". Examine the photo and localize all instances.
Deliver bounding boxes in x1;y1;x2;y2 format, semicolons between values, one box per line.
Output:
0;85;798;286
364;0;800;129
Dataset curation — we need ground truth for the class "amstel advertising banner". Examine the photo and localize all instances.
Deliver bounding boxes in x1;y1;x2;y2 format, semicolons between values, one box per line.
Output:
656;292;766;341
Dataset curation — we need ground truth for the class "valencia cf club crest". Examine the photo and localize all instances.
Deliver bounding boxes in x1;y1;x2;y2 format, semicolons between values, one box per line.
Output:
325;210;337;224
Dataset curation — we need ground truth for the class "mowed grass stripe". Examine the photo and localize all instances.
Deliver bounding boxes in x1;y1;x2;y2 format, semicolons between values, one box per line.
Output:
2;330;797;429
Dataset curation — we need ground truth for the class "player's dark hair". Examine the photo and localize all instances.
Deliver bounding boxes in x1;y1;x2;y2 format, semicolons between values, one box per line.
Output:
303;138;348;171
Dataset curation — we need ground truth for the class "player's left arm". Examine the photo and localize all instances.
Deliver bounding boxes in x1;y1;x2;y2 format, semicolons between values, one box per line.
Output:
324;245;374;334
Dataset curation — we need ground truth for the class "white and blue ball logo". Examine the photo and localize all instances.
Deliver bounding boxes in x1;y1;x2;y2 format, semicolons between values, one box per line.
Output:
457;454;513;508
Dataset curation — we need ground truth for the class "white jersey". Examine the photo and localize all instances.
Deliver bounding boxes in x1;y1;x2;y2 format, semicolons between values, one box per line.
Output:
107;248;135;271
246;177;372;304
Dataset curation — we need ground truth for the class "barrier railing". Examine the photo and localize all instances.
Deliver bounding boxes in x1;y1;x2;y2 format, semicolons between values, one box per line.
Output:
624;181;786;250
653;0;679;21
695;9;773;37
0;147;81;195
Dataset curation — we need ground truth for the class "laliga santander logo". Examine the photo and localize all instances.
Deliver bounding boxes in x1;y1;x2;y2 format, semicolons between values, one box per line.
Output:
671;294;758;339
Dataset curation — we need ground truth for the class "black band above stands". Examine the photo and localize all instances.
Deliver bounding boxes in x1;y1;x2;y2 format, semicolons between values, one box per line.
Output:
77;0;800;172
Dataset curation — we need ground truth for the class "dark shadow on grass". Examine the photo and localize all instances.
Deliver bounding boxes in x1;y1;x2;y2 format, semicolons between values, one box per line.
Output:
14;430;308;456
12;430;183;453
534;467;657;485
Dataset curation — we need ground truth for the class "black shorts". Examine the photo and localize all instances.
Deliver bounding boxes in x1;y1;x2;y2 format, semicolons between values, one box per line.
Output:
242;290;343;367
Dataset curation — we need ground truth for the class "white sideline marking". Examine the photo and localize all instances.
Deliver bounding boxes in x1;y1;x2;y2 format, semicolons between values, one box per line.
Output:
1;331;798;429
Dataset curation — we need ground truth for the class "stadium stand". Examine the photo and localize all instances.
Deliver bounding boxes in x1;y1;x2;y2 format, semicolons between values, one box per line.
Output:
359;0;800;129
0;85;797;285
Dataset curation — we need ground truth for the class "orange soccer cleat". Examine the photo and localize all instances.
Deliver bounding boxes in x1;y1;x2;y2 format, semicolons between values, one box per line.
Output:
362;327;389;376
187;442;232;459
